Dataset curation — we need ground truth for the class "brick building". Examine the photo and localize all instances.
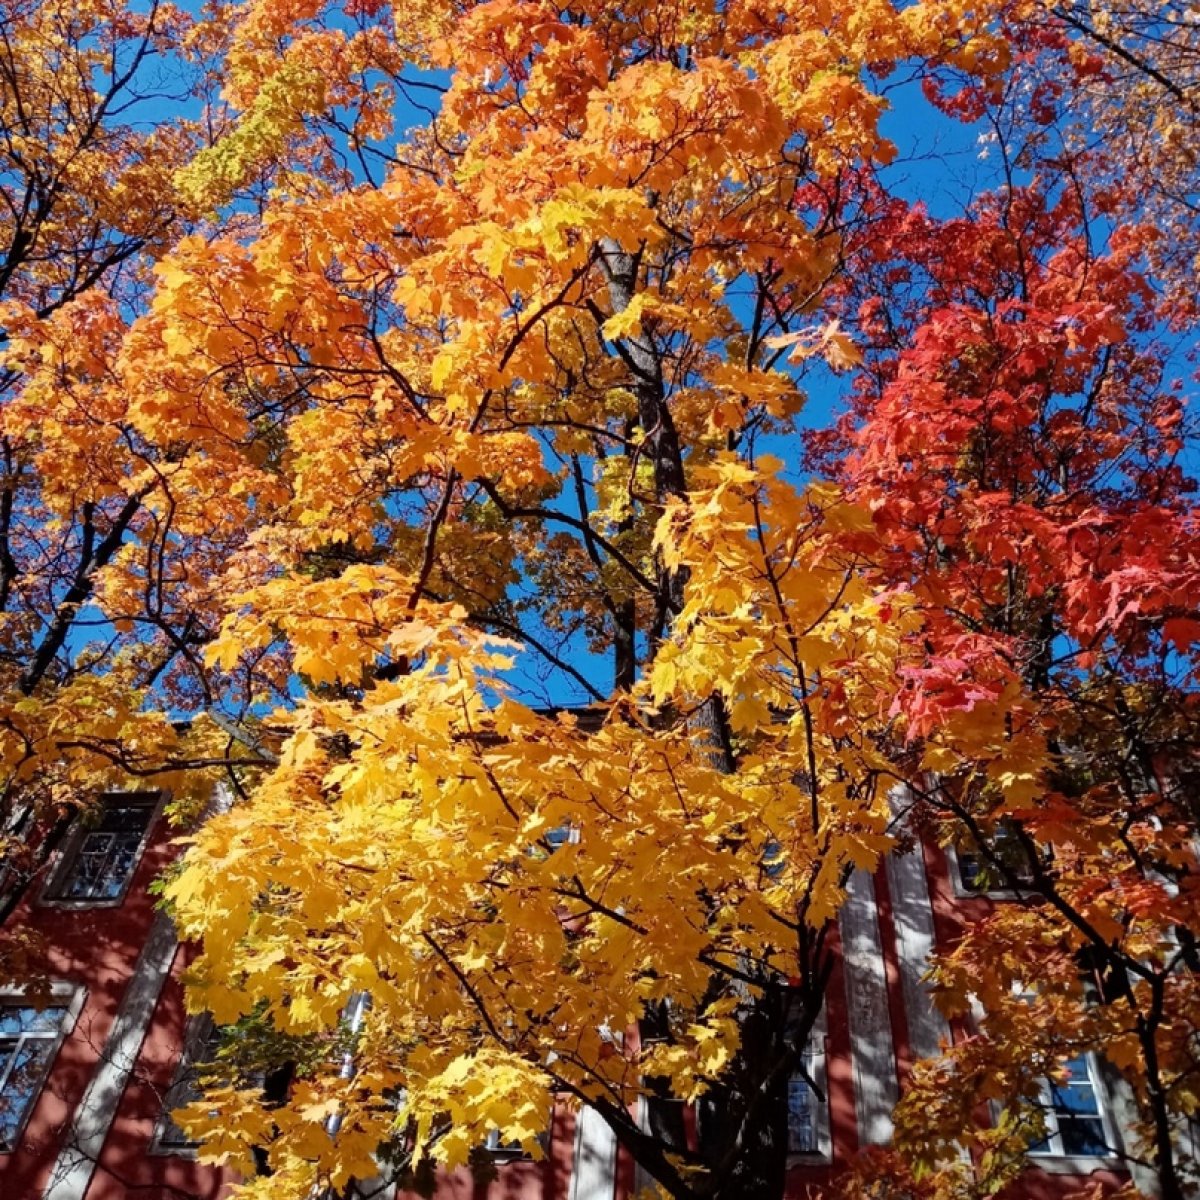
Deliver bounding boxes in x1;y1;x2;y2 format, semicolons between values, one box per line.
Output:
0;787;1145;1199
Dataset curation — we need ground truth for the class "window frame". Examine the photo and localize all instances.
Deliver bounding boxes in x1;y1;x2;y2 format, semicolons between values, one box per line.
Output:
480;1049;552;1171
1027;1052;1120;1168
149;1012;221;1157
946;822;1038;900
39;791;165;909
542;824;581;851
0;982;85;1154
483;1127;545;1160
987;989;1124;1174
786;1008;831;1164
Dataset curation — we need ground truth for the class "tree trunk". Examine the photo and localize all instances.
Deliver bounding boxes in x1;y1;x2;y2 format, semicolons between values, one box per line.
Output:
698;995;791;1200
599;230;795;1200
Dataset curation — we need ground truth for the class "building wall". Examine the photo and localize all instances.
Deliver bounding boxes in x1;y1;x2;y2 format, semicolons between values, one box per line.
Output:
1;801;234;1199
82;949;233;1200
2;793;1137;1200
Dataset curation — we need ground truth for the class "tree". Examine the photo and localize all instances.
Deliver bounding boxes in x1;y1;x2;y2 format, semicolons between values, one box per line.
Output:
2;0;1196;1197
0;0;215;970
814;6;1200;1195
119;0;1036;1197
0;0;423;973
1048;0;1199;319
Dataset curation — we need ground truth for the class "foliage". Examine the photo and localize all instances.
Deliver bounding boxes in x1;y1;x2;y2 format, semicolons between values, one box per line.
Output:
0;0;219;961
0;0;1196;1197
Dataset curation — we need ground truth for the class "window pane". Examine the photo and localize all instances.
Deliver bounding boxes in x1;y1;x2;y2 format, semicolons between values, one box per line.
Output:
0;1006;66;1149
544;826;571;850
786;1077;818;1153
959;820;1038;891
1037;1056;1109;1158
1061;1056;1092;1083
958;850;984;891
485;1129;524;1153
1027;1131;1053;1155
100;804;155;833
762;839;785;878
483;1127;548;1157
158;1017;222;1150
158;1072;202;1149
0;1006;64;1036
1052;1081;1098;1115
1058;1115;1108;1156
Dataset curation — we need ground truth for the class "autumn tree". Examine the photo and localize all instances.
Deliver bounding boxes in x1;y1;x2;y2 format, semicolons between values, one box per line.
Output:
0;0;215;964
103;0;1039;1198
811;6;1200;1196
0;0;404;976
142;0;1199;1196
2;0;1197;1197
0;0;446;964
1049;0;1199;319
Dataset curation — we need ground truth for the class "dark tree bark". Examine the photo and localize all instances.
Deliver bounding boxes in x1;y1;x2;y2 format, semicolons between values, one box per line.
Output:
593;232;826;1200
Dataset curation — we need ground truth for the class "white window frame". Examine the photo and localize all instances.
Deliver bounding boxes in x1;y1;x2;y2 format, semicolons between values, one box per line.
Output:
990;989;1123;1174
483;1127;530;1158
482;1125;551;1161
542;824;581;852
946;824;1037;900
40;791;165;909
1027;1052;1121;1170
0;982;85;1153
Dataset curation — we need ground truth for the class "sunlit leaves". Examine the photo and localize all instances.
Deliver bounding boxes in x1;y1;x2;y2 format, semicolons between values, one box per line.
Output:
4;0;1191;1191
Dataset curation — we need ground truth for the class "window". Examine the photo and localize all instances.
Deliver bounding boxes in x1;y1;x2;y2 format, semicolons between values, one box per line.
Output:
786;1035;828;1156
152;1014;222;1154
1030;1055;1112;1159
985;990;1117;1164
46;792;160;904
481;1126;550;1161
542;824;580;851
955;818;1037;894
697;1026;829;1161
484;1128;526;1156
763;838;785;879
0;990;80;1151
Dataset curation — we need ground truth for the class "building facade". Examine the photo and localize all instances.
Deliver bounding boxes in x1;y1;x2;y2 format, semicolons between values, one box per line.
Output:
0;789;1139;1200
